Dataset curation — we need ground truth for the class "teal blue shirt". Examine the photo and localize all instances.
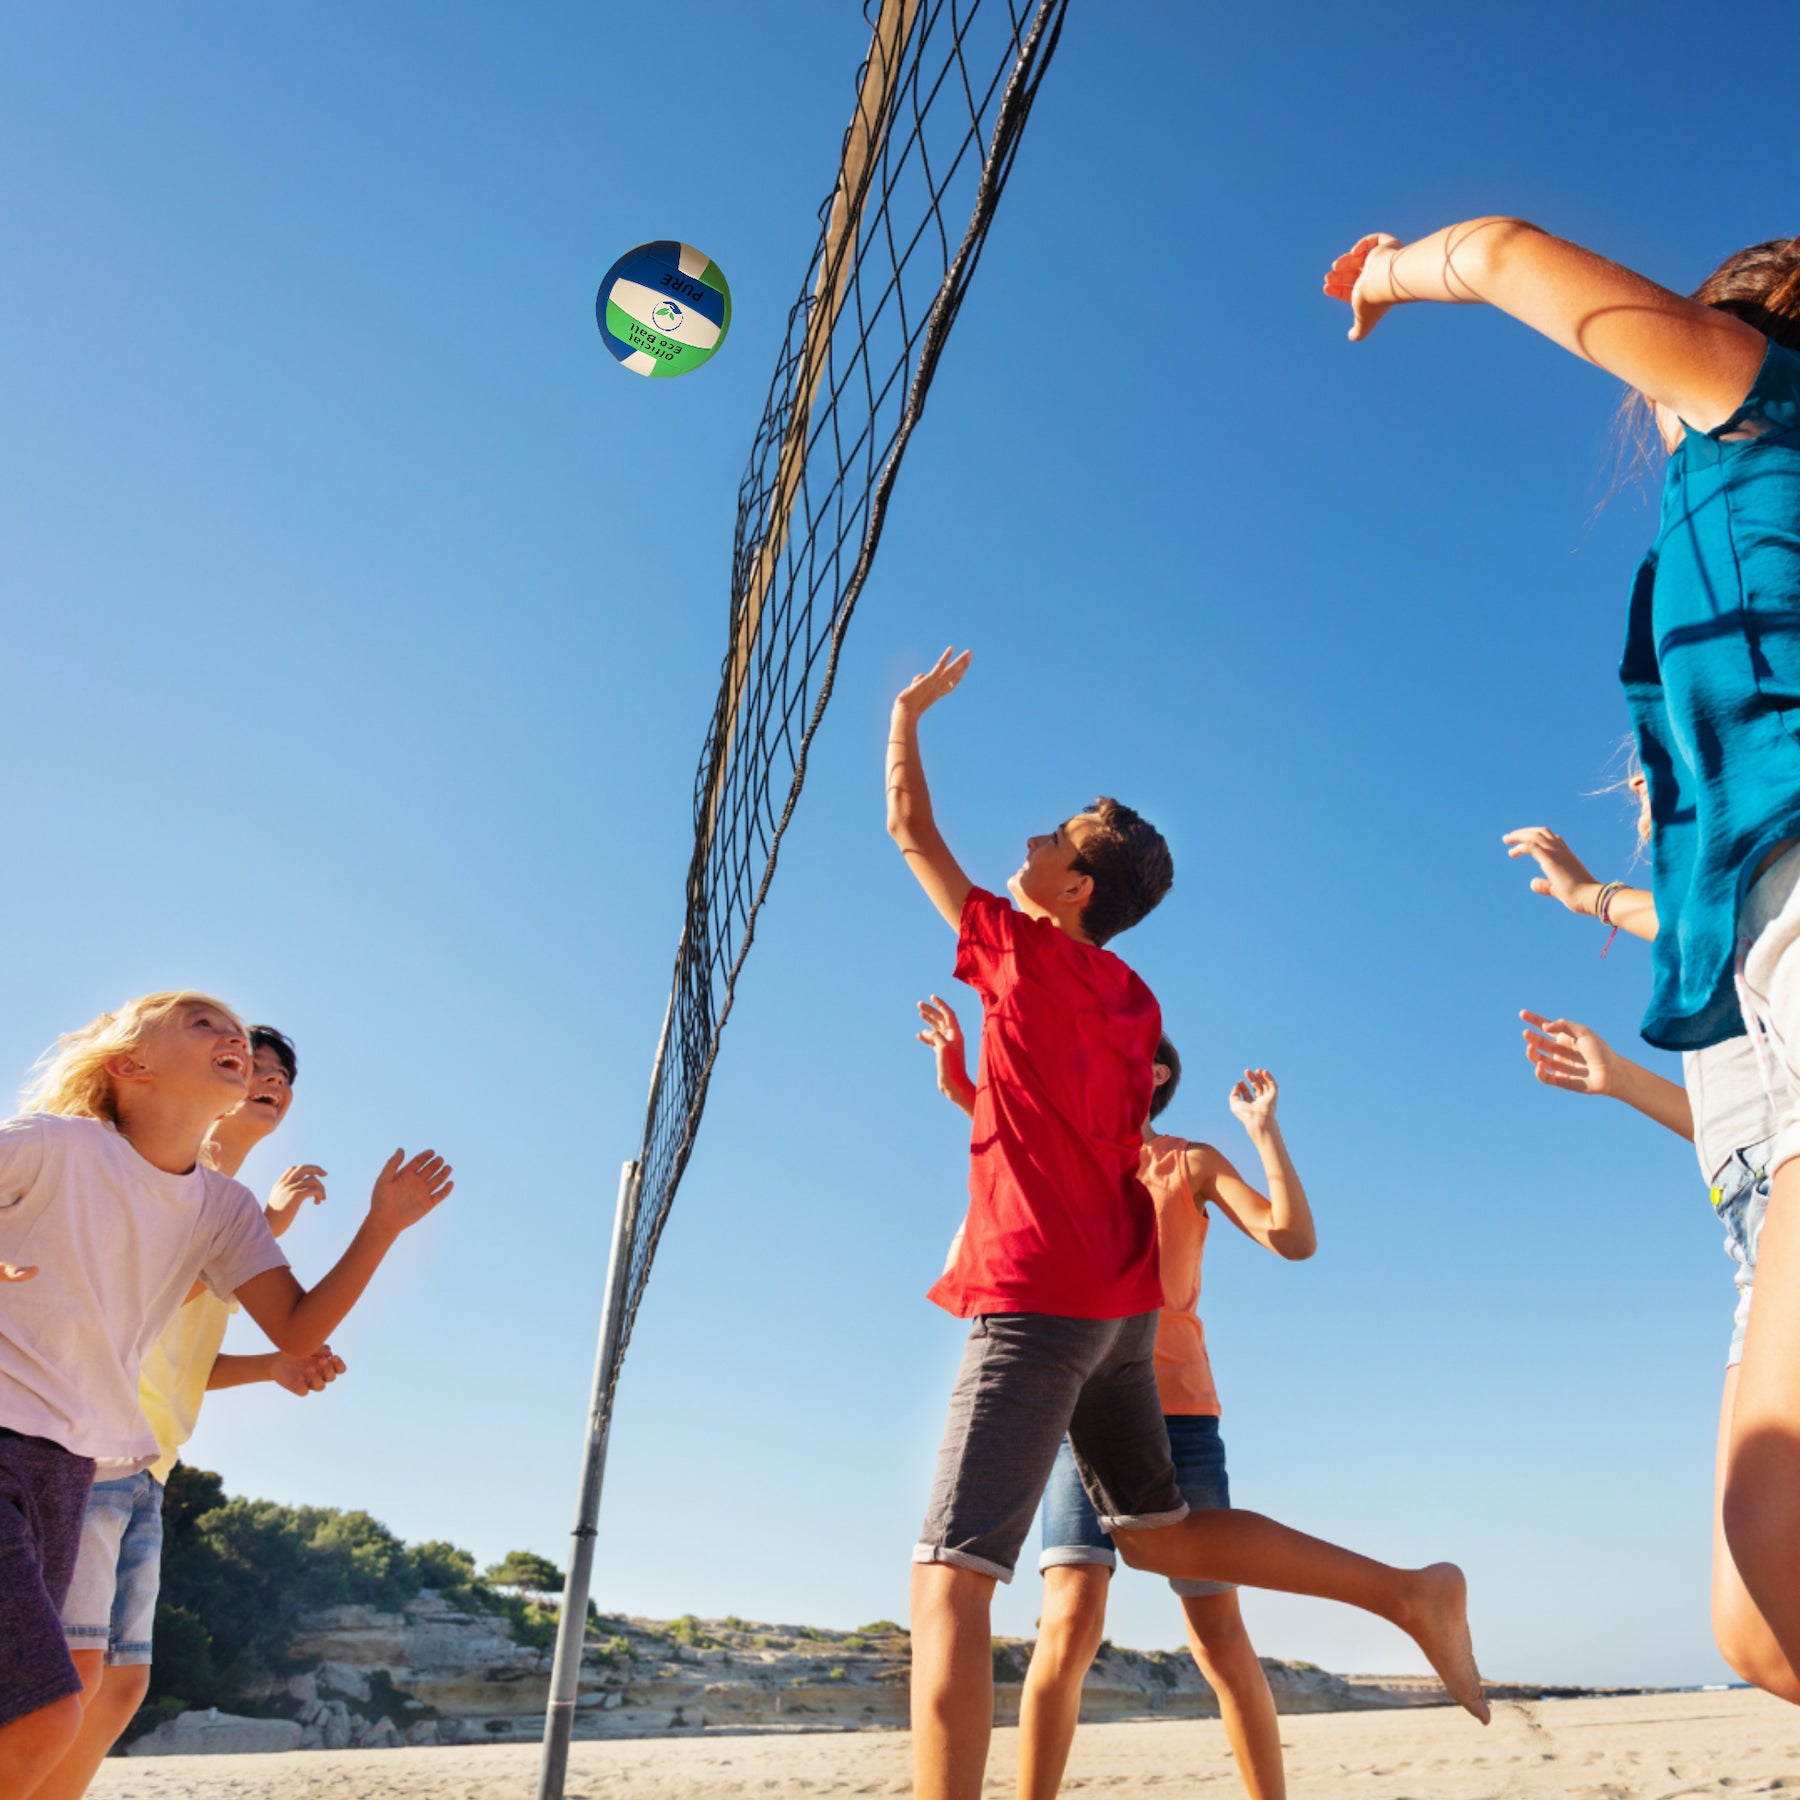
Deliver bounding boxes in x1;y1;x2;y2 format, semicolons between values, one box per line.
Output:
1624;338;1800;1050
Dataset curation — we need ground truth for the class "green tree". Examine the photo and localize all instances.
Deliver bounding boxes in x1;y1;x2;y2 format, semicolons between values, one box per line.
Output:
483;1549;565;1595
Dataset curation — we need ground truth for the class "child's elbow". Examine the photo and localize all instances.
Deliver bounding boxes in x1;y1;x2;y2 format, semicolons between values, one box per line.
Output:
1276;1232;1318;1262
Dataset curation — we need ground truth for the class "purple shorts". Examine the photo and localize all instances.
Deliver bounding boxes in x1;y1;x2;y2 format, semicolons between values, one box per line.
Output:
0;1428;96;1728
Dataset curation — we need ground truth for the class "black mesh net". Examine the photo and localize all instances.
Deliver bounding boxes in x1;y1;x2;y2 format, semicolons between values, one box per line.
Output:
611;0;1070;1399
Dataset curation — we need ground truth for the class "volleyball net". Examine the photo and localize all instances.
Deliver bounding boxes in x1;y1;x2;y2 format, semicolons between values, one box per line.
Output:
619;0;1070;1384
541;11;1068;1784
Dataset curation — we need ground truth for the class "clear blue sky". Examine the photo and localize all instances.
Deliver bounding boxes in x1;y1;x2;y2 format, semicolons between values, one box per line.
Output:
0;0;1784;1689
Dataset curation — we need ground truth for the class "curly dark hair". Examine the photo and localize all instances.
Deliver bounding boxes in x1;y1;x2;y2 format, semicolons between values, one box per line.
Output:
1148;1034;1181;1121
1067;796;1174;945
249;1025;298;1085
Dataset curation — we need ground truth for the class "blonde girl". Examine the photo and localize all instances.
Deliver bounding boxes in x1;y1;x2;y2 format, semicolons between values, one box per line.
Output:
0;994;451;1795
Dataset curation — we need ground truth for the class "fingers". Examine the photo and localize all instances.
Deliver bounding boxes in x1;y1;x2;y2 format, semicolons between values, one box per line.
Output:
285;1164;327;1180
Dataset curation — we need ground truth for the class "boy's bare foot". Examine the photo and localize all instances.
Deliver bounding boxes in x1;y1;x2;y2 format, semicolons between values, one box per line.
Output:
1399;1562;1488;1723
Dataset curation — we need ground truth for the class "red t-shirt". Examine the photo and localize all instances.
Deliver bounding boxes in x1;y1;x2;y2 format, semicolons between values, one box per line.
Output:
928;887;1165;1320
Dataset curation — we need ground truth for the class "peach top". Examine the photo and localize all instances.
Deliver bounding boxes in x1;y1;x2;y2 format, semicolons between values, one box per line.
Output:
1141;1134;1220;1416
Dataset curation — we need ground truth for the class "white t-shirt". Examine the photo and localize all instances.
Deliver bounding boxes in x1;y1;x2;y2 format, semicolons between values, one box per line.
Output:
0;1113;287;1471
1683;1037;1780;1187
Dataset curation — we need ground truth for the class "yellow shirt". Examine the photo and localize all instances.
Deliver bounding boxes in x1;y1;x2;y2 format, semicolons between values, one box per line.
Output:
138;1292;233;1485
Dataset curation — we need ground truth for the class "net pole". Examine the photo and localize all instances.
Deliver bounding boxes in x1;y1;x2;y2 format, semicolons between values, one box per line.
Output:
536;974;679;1799
535;1156;642;1798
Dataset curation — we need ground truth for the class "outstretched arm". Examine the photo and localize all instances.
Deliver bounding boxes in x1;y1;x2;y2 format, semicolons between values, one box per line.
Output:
234;1150;453;1354
886;648;975;931
1504;828;1658;943
1325;219;1767;432
1520;1009;1693;1139
1189;1071;1317;1261
917;996;976;1118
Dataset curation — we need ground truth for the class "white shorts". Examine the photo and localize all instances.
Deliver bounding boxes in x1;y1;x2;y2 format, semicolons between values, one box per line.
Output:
1737;843;1800;1177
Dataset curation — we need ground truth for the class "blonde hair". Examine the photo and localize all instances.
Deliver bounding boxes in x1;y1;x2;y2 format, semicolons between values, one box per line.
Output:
22;991;246;1124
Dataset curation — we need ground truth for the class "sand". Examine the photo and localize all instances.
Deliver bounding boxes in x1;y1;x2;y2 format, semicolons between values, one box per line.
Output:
89;1689;1799;1798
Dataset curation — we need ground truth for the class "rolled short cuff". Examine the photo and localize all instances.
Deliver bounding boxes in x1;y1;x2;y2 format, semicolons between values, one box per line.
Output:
912;1542;1013;1583
1169;1575;1237;1598
1038;1544;1116;1575
103;1643;153;1667
61;1624;111;1644
1096;1502;1190;1535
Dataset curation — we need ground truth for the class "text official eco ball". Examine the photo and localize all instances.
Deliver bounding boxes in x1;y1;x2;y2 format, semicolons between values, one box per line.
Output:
597;242;732;379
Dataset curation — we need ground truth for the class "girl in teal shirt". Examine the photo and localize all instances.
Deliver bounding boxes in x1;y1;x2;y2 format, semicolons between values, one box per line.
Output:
1325;221;1800;1694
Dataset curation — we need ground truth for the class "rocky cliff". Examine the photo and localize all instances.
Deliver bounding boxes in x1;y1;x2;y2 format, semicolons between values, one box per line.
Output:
134;1596;1443;1751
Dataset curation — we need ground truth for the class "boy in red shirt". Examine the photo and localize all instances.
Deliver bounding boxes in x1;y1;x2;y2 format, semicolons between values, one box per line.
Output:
888;649;1487;1800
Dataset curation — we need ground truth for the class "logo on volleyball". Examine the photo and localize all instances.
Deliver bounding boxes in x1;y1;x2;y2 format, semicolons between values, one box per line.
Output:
597;242;731;378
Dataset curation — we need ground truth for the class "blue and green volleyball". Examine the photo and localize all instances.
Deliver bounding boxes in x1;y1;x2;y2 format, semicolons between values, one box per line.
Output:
597;241;731;379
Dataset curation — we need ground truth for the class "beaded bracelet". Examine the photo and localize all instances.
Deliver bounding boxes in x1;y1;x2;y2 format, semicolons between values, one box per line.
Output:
1593;880;1625;958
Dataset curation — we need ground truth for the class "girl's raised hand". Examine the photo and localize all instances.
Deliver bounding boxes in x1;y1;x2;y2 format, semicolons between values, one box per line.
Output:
1504;827;1600;914
1520;1009;1617;1096
1228;1068;1280;1132
1323;233;1403;340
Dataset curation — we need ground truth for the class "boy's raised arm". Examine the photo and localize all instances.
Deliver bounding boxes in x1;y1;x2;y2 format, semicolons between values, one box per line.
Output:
886;647;975;931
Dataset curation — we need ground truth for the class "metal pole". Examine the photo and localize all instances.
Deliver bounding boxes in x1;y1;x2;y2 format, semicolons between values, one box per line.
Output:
535;1156;641;1800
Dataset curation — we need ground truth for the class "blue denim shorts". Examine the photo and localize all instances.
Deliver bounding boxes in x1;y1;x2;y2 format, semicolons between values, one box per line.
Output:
1718;1138;1776;1368
1040;1413;1233;1598
61;1471;164;1665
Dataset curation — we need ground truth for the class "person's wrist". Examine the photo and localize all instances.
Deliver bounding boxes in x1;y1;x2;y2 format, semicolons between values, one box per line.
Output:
1569;880;1602;916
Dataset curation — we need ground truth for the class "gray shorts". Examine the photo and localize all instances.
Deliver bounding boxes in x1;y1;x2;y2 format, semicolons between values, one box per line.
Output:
913;1312;1189;1582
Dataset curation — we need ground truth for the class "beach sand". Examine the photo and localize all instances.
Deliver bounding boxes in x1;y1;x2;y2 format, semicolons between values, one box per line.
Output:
88;1688;1799;1796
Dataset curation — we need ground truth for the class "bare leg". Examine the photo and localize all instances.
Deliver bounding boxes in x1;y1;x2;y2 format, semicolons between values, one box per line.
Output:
34;1658;152;1800
910;1562;998;1800
1016;1566;1108;1800
0;1698;83;1799
1712;1366;1800;1701
1183;1591;1285;1800
1112;1512;1486;1721
1724;1169;1800;1679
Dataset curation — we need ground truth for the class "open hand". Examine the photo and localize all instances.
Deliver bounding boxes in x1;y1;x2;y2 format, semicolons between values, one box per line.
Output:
917;995;972;1095
267;1164;328;1239
369;1149;454;1235
893;648;972;719
1504;828;1600;915
1228;1068;1280;1132
0;1262;38;1283
1520;1010;1617;1096
273;1345;346;1396
1323;233;1403;340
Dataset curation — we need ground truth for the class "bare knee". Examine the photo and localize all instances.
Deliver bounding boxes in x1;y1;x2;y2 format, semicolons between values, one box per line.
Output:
1032;1567;1109;1676
0;1694;84;1782
909;1561;996;1637
1713;1600;1800;1705
93;1662;152;1731
1184;1591;1251;1659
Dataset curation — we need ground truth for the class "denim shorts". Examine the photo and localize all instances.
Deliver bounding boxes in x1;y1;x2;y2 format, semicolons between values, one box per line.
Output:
1717;1139;1776;1368
1040;1412;1234;1599
61;1471;164;1665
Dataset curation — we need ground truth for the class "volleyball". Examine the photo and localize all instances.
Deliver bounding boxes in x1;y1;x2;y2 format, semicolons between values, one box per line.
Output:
596;241;732;379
